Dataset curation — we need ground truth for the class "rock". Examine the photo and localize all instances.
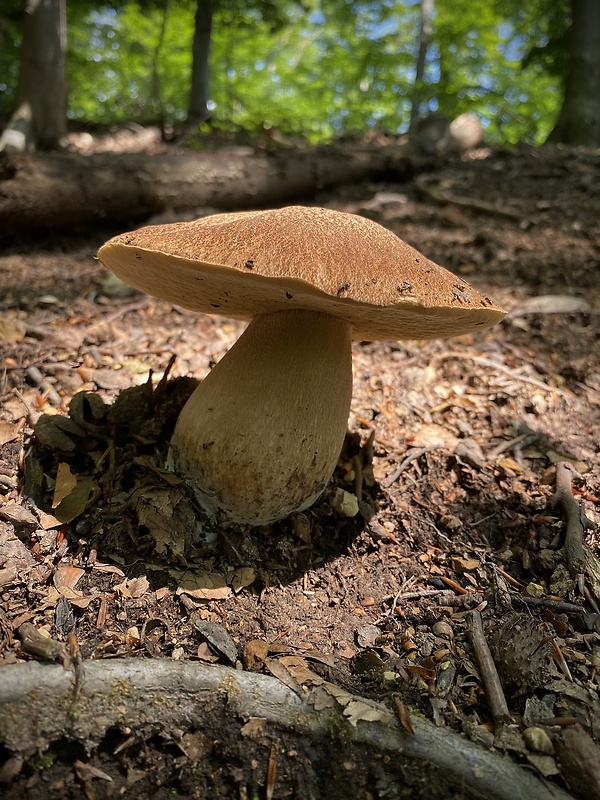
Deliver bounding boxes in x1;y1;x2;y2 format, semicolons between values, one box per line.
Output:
523;726;555;755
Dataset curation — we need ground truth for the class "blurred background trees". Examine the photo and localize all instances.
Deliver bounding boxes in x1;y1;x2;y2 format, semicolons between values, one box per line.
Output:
0;0;598;152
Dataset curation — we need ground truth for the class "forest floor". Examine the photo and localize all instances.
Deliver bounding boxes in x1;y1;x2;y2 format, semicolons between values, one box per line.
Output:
0;129;599;800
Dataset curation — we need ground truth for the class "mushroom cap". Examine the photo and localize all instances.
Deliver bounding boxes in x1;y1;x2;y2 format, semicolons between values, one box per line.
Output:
98;206;505;339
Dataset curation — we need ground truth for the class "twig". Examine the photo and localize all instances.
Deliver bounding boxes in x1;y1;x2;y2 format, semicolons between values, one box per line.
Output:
385;588;472;618
550;638;573;681
86;298;150;334
440;576;469;595
383;447;431;488
551;461;596;576
415;174;522;220
441;353;568;397
515;596;586;616
467;611;511;723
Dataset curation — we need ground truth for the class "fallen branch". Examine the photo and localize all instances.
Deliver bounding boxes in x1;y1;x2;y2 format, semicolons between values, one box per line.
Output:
0;659;572;800
414;173;523;220
383;447;432;487
441;353;568;397
467;611;511;724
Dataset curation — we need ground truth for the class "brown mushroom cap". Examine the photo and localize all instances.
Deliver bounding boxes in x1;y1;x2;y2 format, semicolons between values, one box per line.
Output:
98;205;505;340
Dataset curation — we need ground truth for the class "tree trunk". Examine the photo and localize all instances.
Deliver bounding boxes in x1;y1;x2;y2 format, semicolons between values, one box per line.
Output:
0;0;67;153
0;141;428;235
547;0;600;146
409;0;434;132
187;0;214;126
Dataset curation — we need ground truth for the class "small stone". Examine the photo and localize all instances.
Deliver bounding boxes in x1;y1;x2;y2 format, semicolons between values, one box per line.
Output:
451;556;480;575
523;726;555;755
101;273;137;298
494;724;528;755
330;487;359;518
524;582;545;598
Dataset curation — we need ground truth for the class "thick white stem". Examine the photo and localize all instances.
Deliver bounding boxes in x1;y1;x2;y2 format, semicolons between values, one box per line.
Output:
170;309;353;525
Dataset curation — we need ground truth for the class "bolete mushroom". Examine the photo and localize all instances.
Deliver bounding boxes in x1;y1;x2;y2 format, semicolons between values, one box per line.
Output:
98;206;505;525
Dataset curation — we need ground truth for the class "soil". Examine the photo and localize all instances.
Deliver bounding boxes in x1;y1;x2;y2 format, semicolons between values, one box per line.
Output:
0;130;599;799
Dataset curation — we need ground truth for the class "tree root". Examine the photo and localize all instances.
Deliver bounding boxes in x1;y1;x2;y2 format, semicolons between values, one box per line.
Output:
552;462;590;573
0;658;574;800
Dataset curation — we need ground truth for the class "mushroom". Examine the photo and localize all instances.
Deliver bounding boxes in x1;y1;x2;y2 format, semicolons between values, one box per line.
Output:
98;206;505;525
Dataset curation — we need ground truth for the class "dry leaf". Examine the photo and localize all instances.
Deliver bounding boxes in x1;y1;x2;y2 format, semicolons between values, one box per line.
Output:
114;579;131;598
197;640;220;662
242;639;270;670
53;565;85;590
547;450;589;473
394;697;415;735
410;423;459;450
0;421;19;447
240;718;267;739
175;571;232;601
38;511;63;530
343;698;392;726
279;655;322;686
69;596;92;609
322;682;393;727
181;585;232;601
193;620;237;663
497;456;522;474
128;576;150;598
52;461;77;508
0;502;38;527
265;658;306;697
228;566;256;593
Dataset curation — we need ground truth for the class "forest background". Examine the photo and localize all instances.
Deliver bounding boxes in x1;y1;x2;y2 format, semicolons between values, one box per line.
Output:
1;0;598;154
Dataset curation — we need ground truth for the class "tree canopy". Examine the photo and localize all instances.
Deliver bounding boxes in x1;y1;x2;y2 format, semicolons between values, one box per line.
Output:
0;0;576;145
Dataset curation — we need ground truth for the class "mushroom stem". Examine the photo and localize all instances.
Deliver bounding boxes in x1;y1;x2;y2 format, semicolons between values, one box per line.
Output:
170;309;353;525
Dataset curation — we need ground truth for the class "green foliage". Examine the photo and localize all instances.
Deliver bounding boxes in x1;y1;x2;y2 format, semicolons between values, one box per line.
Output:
1;0;573;145
432;0;567;143
0;3;23;119
68;3;194;123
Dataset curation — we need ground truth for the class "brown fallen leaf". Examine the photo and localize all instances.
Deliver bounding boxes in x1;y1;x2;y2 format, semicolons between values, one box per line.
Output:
53;564;85;590
38;510;63;530
0;502;38;527
452;556;481;576
394;696;415;735
228;566;256;593
174;572;231;601
128;575;150;598
0;420;20;447
240;718;268;740
242;639;270;671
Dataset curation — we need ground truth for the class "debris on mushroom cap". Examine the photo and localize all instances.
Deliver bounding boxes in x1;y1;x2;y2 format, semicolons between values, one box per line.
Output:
98;206;505;340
